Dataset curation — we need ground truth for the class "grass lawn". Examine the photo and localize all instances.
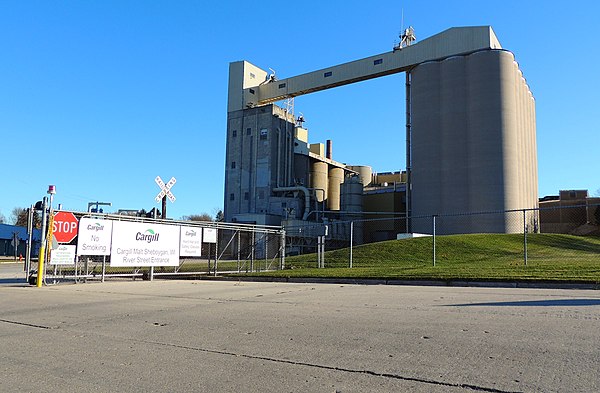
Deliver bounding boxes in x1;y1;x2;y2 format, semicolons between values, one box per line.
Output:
234;234;600;283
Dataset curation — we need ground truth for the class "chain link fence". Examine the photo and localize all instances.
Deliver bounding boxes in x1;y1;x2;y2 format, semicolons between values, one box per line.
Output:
35;211;285;284
283;204;600;269
31;204;600;282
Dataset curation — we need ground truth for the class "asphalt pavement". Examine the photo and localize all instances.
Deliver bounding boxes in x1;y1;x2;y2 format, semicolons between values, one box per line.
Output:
0;264;599;392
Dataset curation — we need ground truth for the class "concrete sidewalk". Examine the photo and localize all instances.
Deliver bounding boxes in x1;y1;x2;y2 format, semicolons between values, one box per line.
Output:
1;280;599;392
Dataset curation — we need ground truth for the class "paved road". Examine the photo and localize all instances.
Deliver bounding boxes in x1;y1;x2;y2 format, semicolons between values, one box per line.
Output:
0;273;599;392
0;261;28;285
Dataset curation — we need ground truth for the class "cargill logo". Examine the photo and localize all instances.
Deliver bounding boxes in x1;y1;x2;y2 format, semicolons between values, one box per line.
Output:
136;229;160;243
185;230;196;237
87;223;104;232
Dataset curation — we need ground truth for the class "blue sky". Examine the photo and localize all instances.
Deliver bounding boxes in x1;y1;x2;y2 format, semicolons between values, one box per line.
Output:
1;1;599;221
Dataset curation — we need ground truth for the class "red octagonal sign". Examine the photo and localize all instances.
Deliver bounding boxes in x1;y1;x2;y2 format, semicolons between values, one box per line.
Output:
52;212;79;243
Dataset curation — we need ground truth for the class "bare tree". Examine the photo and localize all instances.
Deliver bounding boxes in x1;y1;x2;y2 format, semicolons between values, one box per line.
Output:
10;207;41;228
11;207;26;226
182;213;213;222
0;211;5;224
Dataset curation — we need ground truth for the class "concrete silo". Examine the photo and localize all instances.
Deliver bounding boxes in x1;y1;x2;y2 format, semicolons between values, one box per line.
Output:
310;161;329;204
341;176;364;244
347;165;373;187
411;49;537;234
327;167;345;210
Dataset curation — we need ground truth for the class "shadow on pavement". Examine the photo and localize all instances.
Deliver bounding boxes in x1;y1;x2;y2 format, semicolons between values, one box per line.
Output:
449;299;600;307
0;278;28;285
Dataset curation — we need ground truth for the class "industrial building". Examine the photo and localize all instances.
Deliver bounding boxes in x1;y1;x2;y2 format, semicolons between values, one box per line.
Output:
224;26;538;236
539;190;600;235
0;224;40;258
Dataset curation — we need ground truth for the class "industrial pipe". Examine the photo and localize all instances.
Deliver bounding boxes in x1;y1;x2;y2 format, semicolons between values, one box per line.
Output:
273;186;311;220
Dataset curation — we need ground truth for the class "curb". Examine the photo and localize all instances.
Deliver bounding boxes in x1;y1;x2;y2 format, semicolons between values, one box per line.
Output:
194;275;600;290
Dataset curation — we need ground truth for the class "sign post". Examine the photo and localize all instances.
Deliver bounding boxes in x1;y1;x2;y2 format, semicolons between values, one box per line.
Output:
155;176;176;219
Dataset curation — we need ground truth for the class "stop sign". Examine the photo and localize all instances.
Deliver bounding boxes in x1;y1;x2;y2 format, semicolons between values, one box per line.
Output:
52;212;79;243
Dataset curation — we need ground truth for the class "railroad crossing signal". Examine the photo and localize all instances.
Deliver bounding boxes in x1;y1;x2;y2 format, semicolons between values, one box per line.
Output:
155;175;176;220
155;176;176;203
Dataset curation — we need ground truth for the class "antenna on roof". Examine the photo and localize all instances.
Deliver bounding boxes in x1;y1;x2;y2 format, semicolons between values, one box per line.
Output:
394;25;416;51
393;8;416;51
401;8;404;34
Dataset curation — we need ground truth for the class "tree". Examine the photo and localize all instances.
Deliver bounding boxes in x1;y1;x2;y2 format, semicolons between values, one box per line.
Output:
595;206;600;226
11;207;41;228
0;211;5;224
182;213;213;222
211;207;224;222
12;207;27;226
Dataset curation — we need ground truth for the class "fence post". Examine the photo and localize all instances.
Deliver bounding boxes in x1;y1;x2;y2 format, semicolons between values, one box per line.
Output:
251;231;255;272
26;205;33;274
523;209;528;266
349;221;354;268
317;236;321;268
101;255;106;283
237;231;241;273
432;215;436;267
36;197;48;287
322;234;326;268
207;244;211;274
214;229;219;276
280;229;286;270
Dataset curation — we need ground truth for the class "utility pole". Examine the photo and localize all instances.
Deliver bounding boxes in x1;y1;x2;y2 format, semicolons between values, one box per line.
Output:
12;232;19;261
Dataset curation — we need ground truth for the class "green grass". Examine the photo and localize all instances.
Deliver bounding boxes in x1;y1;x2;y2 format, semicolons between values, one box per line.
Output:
236;234;600;283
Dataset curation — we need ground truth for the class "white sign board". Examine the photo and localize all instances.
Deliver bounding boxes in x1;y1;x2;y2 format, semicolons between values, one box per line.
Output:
77;217;113;256
50;245;76;265
110;221;180;267
180;226;202;256
203;228;217;244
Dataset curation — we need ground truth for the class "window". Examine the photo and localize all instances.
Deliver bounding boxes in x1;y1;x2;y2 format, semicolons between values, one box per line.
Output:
244;192;249;200
260;129;268;140
278;83;286;88
249;88;255;94
232;129;237;137
324;71;332;77
229;193;235;201
246;127;251;135
231;161;236;169
374;58;383;65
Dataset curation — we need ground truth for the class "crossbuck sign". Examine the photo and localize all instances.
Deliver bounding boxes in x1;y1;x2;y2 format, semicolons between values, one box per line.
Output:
155;176;176;203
